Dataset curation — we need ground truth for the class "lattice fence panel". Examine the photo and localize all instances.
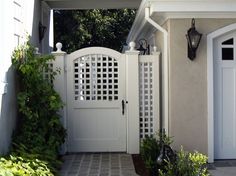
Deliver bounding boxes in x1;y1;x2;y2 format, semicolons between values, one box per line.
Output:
44;62;53;84
139;61;154;139
74;54;119;101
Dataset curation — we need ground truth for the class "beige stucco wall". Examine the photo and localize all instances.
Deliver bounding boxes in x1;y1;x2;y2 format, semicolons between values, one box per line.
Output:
155;19;236;155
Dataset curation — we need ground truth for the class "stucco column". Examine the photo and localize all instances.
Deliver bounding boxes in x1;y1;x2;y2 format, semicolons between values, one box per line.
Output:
125;42;140;154
51;42;67;154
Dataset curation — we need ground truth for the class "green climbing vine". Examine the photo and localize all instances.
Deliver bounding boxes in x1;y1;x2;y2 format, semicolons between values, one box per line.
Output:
0;40;67;175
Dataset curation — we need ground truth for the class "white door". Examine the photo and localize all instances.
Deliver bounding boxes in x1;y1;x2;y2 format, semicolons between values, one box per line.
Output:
66;47;126;152
214;31;236;159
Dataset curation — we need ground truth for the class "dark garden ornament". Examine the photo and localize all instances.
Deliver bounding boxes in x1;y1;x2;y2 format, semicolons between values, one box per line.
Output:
137;38;150;55
156;129;176;168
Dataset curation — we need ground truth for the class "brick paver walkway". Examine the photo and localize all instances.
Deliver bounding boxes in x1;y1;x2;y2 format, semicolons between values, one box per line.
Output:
59;153;138;176
208;160;236;176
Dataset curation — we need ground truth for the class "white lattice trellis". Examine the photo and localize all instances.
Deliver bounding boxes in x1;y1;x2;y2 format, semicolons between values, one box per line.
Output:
44;62;54;84
139;56;159;139
74;54;119;101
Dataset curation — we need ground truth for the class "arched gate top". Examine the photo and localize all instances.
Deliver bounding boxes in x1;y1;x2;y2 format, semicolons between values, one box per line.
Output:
68;47;122;61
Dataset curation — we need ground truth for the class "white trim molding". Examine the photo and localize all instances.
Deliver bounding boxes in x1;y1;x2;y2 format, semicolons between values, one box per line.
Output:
128;0;236;43
126;0;148;43
151;1;236;13
207;23;236;163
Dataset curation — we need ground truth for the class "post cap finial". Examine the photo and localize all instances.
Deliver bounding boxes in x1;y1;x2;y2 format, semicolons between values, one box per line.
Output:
153;46;157;52
129;42;136;51
56;42;63;52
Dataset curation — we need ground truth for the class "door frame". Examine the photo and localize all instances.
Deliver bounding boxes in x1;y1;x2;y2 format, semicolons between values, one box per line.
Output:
207;23;236;163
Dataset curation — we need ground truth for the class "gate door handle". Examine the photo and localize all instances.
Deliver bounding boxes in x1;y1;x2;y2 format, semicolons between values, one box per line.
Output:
122;100;125;115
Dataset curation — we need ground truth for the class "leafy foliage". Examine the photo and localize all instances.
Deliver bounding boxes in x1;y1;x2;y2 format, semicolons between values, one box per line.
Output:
140;133;173;170
12;41;66;152
141;134;209;176
159;146;209;176
54;9;136;53
11;143;62;174
0;154;54;176
140;137;159;170
4;40;67;175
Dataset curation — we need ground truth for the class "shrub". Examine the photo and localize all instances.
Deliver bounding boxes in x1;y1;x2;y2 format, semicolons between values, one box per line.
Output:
0;40;67;175
11;41;66;154
141;133;209;176
141;136;160;170
159;146;209;176
140;133;173;171
0;155;54;176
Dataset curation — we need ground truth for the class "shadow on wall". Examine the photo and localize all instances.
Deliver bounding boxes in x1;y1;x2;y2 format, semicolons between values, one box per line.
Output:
30;0;40;49
30;0;51;54
0;0;48;155
0;66;17;155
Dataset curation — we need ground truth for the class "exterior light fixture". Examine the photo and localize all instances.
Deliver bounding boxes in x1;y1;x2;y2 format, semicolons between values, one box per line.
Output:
39;21;47;42
186;18;202;60
137;39;150;55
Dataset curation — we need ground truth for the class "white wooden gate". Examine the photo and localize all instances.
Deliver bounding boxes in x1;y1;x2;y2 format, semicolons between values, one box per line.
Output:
67;47;126;152
51;43;160;153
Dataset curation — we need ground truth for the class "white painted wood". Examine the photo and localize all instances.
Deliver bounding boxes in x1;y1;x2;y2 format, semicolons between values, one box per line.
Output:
51;48;67;154
127;0;236;45
139;53;160;139
214;32;236;159
125;49;140;154
126;0;147;43
52;44;161;154
207;23;236;163
66;47;126;152
207;34;214;163
152;52;160;138
151;1;236;13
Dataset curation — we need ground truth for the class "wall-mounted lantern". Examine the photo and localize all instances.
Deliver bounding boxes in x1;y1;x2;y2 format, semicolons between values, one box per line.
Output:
186;19;202;60
137;39;150;55
39;21;47;42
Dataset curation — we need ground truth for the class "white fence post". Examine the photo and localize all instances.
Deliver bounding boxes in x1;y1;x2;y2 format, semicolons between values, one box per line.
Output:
152;49;161;136
126;42;140;154
51;42;67;154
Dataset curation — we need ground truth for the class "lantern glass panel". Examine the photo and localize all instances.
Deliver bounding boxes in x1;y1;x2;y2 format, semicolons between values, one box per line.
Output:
189;31;201;49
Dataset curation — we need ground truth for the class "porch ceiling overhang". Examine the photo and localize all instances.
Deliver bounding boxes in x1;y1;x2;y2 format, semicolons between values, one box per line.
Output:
127;0;236;43
42;0;141;9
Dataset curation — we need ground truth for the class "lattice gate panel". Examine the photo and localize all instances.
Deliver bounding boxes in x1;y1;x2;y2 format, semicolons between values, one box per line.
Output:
139;60;155;139
74;54;119;101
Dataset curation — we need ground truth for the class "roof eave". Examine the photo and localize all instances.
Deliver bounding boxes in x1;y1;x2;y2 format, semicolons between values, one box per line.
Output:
126;0;150;44
127;0;236;44
43;0;141;9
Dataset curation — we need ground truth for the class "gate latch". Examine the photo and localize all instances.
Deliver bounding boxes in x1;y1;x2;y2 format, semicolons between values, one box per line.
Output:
121;100;128;115
122;100;125;115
